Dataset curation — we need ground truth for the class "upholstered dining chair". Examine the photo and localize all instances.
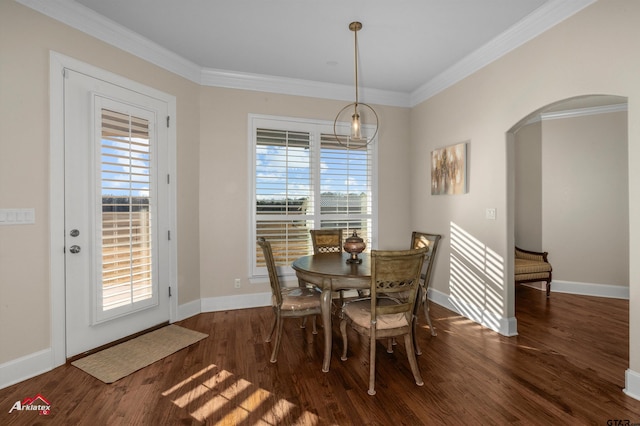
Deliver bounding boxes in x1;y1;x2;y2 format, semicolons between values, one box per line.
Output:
308;229;352;306
387;231;442;356
309;228;371;302
339;247;427;395
411;231;442;342
258;238;322;364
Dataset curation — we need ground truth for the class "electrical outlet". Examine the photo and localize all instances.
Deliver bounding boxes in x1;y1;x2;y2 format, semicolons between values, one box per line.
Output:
486;208;497;220
234;278;241;288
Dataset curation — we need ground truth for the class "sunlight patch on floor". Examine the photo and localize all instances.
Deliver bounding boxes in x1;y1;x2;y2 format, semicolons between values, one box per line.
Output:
163;364;323;425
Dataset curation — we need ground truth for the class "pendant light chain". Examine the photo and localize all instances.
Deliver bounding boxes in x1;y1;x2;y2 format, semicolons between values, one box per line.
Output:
354;24;359;107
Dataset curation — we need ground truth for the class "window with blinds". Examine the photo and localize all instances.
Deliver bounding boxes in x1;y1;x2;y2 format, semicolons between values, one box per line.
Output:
100;108;153;313
252;116;376;276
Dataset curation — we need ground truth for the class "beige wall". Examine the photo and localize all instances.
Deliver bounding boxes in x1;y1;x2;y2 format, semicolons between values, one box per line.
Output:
0;1;412;367
514;121;543;250
0;1;201;363
2;0;640;391
198;86;411;298
543;111;628;286
515;111;628;288
410;0;640;372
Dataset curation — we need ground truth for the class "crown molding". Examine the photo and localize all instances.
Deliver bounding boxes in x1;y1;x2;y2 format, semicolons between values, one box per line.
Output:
17;0;594;108
409;0;596;107
540;103;628;121
16;0;202;83
200;68;410;107
517;103;628;129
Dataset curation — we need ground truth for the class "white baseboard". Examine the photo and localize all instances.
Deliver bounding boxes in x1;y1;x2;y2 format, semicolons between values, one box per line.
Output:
178;292;275;319
176;298;202;321
428;280;628;337
624;369;640;401
0;282;631;391
200;292;271;312
550;280;629;299
0;294;271;390
0;349;53;390
429;288;518;336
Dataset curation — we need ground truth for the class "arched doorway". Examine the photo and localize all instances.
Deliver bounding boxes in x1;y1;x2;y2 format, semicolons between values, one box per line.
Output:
507;94;628;322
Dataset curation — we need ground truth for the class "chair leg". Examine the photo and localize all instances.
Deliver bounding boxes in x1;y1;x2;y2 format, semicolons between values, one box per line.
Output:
404;333;424;387
298;279;316;329
368;330;377;396
270;313;283;363
412;313;422;356
266;309;277;342
298;279;320;329
424;301;437;336
340;319;349;361
311;316;318;334
546;280;551;297
420;285;437;337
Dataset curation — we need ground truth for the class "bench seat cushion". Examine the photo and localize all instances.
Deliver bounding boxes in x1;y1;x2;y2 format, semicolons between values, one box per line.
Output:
514;247;552;296
514;258;552;275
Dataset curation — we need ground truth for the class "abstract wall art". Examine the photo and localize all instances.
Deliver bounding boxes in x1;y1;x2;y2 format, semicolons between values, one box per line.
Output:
431;142;468;195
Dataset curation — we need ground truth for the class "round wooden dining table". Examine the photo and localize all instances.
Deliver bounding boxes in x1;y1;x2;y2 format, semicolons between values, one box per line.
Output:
291;252;371;372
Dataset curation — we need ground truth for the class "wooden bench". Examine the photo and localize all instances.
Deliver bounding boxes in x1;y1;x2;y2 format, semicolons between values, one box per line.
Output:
515;246;552;297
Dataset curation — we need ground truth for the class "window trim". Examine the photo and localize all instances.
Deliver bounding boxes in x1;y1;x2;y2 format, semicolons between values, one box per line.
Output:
249;113;378;279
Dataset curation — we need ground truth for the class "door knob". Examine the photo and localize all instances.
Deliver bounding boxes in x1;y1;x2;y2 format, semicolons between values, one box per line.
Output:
69;245;81;254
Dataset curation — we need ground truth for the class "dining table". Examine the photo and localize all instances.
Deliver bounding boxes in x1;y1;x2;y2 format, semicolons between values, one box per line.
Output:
291;252;371;372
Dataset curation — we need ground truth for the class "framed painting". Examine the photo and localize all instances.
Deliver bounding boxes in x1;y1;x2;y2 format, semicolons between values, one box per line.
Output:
431;142;468;195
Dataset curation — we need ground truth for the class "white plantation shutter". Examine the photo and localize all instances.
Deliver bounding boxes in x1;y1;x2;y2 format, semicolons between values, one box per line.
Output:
255;128;313;267
100;108;154;315
318;133;372;238
252;116;375;275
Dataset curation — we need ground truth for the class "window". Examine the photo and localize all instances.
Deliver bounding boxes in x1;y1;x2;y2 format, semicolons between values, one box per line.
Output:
251;115;377;277
99;107;155;318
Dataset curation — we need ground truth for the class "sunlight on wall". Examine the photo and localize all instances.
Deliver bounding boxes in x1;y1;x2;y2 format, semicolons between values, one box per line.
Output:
162;364;321;424
449;222;506;332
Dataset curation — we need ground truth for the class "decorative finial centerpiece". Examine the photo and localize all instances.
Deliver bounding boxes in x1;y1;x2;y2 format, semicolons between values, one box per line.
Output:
343;231;366;264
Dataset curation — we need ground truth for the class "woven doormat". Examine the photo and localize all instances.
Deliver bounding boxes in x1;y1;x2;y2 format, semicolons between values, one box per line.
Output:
71;325;208;383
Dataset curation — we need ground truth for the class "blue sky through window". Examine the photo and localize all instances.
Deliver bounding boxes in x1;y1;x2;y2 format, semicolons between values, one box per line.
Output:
256;144;369;200
101;136;150;198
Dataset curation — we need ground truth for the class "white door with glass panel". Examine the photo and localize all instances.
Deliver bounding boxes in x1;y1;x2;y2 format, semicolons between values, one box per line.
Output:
64;70;171;357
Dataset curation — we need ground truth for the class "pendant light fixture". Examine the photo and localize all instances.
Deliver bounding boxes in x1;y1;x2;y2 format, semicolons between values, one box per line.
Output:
333;21;379;149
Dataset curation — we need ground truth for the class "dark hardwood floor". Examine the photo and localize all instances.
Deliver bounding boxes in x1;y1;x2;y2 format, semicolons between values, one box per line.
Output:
2;285;640;425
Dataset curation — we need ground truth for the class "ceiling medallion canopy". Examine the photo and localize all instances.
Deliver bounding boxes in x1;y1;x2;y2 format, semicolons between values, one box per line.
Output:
333;21;379;149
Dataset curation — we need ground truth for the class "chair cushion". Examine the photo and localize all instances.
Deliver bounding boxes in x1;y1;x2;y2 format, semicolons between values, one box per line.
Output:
514;258;552;275
342;299;409;330
277;287;321;311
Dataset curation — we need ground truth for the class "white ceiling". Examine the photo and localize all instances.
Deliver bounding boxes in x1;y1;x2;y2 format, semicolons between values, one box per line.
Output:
21;0;596;106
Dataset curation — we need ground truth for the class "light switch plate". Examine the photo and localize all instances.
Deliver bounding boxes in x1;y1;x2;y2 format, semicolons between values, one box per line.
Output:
0;208;35;225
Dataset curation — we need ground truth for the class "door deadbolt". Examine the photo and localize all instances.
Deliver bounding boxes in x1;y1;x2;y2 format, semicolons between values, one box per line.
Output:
70;229;80;237
69;245;81;254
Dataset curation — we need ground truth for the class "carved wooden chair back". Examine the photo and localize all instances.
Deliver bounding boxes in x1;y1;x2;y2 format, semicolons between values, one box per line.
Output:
410;231;442;345
257;237;321;363
339;247;427;395
310;229;343;254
